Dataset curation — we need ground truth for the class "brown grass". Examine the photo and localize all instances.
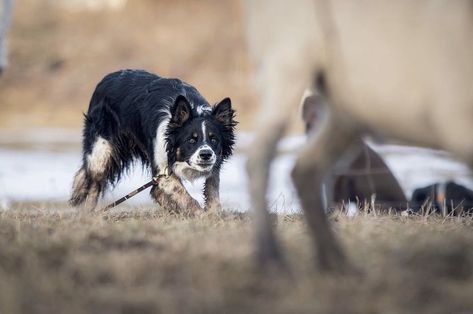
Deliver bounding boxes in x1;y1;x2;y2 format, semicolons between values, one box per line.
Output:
0;206;472;314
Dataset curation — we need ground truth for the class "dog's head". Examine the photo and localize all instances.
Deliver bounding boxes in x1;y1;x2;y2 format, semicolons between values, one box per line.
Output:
166;95;236;180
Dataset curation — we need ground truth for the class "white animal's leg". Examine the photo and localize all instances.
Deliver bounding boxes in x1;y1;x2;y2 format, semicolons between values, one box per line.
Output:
246;114;289;267
244;0;323;270
246;68;312;269
204;171;221;212
291;115;356;272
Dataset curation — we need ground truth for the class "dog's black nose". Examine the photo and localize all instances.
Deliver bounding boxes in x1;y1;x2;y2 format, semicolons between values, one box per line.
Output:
199;149;213;161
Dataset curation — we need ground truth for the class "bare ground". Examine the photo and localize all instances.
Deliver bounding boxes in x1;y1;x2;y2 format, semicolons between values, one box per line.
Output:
0;206;472;314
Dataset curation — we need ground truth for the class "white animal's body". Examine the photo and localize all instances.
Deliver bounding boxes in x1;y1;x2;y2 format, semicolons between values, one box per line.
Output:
245;0;473;271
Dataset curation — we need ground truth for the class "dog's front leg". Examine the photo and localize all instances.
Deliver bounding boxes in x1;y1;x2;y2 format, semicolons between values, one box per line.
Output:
151;174;201;214
204;171;221;212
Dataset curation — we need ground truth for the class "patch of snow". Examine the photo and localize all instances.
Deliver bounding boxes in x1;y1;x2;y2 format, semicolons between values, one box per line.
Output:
0;146;300;213
346;203;358;218
371;143;473;197
0;128;81;146
1;130;472;213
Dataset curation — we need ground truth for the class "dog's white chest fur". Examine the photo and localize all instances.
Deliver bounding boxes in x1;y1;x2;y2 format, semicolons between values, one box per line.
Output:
172;161;212;182
154;117;170;174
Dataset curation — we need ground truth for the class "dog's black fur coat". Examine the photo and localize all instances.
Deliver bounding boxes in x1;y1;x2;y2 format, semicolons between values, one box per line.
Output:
71;69;236;211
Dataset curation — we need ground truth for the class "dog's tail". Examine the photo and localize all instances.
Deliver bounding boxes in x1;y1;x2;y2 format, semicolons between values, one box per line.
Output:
82;97;128;184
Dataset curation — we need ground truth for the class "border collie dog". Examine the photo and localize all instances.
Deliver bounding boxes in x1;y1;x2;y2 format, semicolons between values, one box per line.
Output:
70;69;237;212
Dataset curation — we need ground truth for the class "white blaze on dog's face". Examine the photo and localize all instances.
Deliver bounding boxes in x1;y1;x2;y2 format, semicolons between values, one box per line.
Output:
187;122;217;171
166;95;234;182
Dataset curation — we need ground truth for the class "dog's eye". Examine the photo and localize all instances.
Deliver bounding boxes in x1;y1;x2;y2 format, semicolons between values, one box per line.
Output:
188;138;197;144
210;137;218;144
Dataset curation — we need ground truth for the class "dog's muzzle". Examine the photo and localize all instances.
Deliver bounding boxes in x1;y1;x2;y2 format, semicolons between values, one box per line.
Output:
193;147;216;170
198;148;213;162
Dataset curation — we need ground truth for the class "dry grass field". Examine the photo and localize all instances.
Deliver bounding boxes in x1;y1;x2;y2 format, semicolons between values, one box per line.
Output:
0;206;472;314
2;1;473;313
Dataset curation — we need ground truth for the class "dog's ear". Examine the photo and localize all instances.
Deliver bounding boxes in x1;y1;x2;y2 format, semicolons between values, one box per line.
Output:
212;97;235;127
170;95;192;127
212;97;237;160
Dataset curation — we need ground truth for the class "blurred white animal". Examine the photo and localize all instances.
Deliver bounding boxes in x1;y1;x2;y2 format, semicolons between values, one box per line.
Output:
301;90;407;211
245;0;473;272
61;0;127;12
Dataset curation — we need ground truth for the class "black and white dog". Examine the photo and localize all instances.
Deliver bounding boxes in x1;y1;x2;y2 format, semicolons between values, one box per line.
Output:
70;69;237;212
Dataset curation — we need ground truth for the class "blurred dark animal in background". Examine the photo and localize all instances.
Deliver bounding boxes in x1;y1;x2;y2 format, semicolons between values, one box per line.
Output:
411;181;473;215
0;0;13;74
301;90;407;211
245;0;473;272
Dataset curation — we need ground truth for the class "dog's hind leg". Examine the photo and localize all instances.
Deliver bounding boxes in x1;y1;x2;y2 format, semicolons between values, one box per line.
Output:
70;136;115;211
70;165;104;211
70;166;91;208
291;115;356;272
70;172;97;211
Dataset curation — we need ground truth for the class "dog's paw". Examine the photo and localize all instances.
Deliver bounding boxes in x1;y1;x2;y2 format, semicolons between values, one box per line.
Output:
155;175;183;194
152;174;202;213
205;201;222;213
